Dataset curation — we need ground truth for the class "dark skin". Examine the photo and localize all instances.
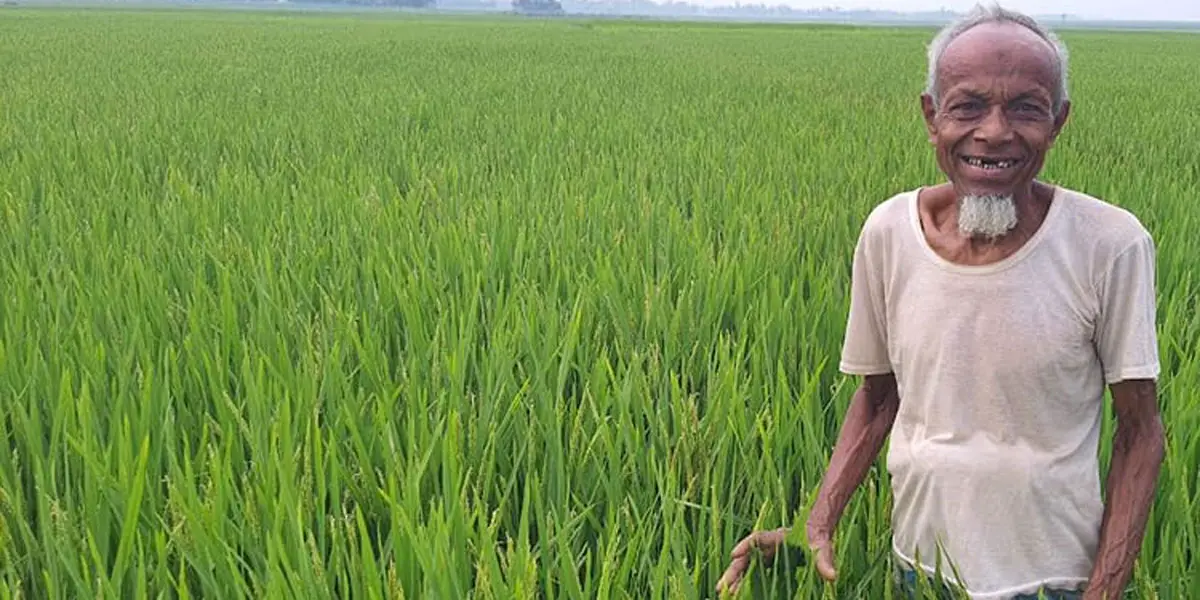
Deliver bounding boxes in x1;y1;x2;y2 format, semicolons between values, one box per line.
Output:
716;22;1165;599
918;18;1068;263
1087;379;1164;600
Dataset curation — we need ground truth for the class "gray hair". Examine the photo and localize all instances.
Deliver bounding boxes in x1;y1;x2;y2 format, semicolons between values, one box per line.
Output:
925;3;1070;116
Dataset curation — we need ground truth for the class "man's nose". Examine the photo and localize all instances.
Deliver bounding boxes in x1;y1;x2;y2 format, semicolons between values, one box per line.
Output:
974;106;1014;144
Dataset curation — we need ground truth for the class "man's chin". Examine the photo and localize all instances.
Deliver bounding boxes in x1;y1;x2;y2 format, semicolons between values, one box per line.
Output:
952;180;1018;200
957;193;1018;239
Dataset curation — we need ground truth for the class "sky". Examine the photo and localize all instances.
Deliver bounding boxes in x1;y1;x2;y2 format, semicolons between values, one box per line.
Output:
686;0;1200;21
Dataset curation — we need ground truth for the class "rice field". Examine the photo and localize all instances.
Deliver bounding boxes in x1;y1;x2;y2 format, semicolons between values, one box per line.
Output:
0;7;1197;599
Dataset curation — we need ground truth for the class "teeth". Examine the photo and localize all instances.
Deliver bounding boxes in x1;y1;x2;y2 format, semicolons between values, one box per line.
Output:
964;157;1017;170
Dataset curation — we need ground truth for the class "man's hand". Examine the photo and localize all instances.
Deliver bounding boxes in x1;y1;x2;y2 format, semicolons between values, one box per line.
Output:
714;527;788;596
715;374;897;596
714;525;837;596
806;523;838;582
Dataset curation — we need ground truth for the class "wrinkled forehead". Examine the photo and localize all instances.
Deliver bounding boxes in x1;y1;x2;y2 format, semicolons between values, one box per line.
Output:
937;23;1060;95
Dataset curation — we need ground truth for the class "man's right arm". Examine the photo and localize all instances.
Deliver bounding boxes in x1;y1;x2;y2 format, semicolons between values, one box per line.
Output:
803;208;900;578
805;373;900;558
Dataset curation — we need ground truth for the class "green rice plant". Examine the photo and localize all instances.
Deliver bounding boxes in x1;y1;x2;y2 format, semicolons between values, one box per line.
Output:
0;7;1195;599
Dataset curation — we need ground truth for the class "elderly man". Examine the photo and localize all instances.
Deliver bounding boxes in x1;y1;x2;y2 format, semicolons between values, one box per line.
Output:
716;5;1165;600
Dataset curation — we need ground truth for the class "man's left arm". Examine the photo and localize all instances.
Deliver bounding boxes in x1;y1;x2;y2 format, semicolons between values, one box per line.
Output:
1084;378;1165;600
1087;229;1164;600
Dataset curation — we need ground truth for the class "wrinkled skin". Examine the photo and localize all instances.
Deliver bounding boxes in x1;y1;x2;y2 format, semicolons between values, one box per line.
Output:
918;20;1069;266
923;21;1069;204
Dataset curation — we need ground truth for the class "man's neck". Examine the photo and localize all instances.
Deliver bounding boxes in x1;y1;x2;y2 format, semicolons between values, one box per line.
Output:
919;181;1056;266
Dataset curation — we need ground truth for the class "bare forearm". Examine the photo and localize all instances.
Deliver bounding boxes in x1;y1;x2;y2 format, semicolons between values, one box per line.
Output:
808;378;899;532
1086;417;1165;600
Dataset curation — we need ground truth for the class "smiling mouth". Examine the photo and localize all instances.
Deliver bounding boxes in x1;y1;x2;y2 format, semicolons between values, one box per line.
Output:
961;155;1022;170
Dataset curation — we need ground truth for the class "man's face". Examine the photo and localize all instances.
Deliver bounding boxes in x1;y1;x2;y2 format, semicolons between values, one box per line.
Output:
921;23;1070;203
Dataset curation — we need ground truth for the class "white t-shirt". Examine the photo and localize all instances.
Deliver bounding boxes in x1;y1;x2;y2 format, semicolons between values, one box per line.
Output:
839;186;1160;599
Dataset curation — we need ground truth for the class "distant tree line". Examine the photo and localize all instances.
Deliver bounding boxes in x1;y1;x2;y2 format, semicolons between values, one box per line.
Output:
284;0;563;10
513;0;563;14
289;0;436;8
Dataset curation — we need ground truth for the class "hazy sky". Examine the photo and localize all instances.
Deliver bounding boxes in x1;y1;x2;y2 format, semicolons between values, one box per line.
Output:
689;0;1200;21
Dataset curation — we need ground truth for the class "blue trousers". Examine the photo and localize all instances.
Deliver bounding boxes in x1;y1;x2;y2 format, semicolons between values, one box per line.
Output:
897;569;1084;600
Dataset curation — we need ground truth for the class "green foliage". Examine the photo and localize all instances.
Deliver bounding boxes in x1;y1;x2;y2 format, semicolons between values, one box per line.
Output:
0;8;1195;599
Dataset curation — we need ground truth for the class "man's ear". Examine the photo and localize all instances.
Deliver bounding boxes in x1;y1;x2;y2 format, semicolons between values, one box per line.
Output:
1050;100;1071;142
921;94;938;143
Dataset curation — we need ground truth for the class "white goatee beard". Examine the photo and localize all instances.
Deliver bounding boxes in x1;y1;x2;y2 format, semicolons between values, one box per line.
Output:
957;194;1018;239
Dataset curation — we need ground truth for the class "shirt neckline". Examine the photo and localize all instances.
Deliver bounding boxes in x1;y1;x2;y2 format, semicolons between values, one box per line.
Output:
906;185;1065;276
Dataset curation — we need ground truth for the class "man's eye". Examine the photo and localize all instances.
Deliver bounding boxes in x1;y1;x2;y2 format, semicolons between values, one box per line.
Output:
1010;103;1049;118
948;102;982;116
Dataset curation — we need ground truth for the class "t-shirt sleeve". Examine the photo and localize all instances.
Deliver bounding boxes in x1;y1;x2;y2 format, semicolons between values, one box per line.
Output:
1095;232;1160;384
839;223;892;375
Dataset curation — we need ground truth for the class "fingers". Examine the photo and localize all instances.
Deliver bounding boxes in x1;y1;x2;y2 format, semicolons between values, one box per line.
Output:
729;535;754;559
805;526;837;582
814;543;838;582
714;554;749;595
715;528;794;595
